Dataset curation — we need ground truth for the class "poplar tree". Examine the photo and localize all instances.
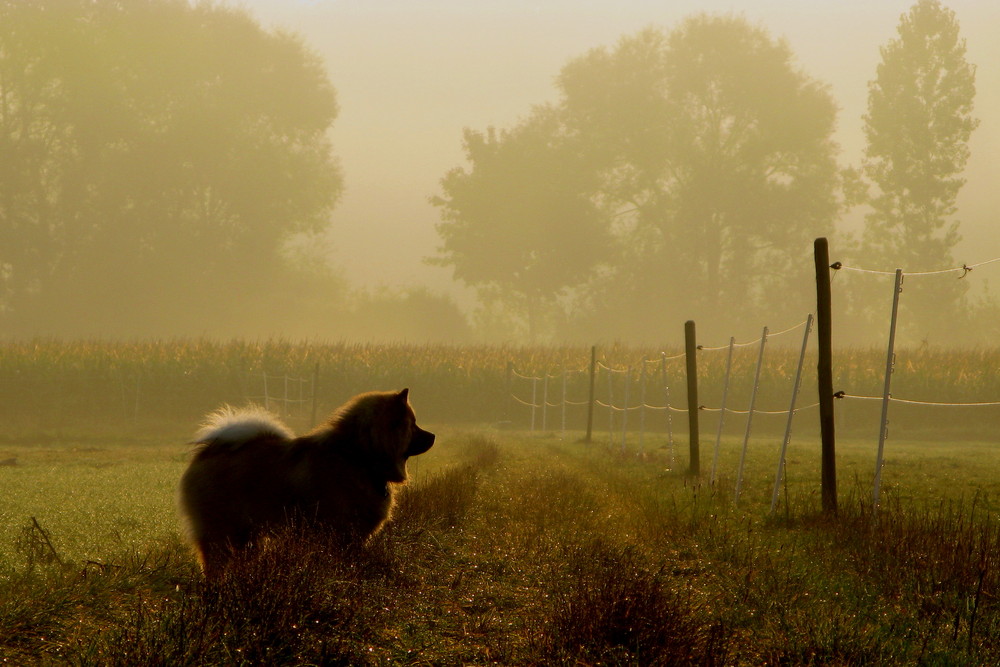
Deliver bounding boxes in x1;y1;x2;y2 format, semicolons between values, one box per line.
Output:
860;0;977;341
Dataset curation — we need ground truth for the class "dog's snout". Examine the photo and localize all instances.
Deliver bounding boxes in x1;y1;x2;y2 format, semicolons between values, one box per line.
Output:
407;428;435;456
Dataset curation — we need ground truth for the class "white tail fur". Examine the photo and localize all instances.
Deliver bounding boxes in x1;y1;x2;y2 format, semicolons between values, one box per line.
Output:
194;404;294;444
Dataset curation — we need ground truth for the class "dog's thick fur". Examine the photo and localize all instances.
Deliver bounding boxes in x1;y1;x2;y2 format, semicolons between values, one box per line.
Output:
178;388;434;577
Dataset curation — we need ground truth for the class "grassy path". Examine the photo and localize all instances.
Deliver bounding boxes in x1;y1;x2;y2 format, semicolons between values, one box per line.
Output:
2;429;1000;663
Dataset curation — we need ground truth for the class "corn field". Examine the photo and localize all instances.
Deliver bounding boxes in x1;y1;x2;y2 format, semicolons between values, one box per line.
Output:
0;339;998;438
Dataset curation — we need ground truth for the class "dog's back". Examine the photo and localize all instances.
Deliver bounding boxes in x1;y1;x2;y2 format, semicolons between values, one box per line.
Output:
179;406;303;575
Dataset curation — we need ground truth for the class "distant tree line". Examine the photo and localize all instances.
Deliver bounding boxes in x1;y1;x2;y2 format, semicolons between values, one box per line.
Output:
432;1;990;345
0;0;989;345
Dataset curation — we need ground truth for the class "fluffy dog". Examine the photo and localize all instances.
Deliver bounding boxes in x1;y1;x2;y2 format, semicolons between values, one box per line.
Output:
178;388;434;577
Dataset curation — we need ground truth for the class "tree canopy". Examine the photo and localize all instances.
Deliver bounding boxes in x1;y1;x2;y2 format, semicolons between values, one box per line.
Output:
431;108;609;339
856;0;978;343
0;0;343;335
433;16;840;342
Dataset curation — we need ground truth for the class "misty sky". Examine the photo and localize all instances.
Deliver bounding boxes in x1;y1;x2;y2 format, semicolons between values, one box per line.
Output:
239;0;1000;299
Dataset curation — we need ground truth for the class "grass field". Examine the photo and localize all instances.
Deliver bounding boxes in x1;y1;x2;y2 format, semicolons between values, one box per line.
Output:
2;425;1000;664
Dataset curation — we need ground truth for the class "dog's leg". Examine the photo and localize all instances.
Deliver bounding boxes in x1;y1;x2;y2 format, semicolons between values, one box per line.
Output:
197;540;234;580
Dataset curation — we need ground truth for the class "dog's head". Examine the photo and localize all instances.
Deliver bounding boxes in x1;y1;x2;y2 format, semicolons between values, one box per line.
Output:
323;388;434;484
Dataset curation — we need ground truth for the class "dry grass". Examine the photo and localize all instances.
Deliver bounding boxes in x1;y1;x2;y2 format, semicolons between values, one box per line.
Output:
3;431;1000;664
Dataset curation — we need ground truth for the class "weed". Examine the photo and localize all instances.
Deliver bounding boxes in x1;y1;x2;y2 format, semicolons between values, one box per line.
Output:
542;539;727;665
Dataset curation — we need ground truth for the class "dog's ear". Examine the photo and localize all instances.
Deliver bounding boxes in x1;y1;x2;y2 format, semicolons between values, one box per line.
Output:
397;388;409;403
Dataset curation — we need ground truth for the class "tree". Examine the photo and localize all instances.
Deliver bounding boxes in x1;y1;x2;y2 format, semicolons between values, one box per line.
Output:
431;107;610;340
561;18;840;340
858;0;978;343
432;16;840;343
0;0;343;335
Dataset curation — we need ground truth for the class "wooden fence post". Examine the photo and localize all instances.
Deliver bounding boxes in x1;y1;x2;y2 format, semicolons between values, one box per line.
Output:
684;320;700;476
814;237;837;514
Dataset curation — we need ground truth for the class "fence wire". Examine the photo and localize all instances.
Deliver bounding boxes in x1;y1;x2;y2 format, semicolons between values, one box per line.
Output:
834;256;1000;278
698;318;809;351
839;393;1000;408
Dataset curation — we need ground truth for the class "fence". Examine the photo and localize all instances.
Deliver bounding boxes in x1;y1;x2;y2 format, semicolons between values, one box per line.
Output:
246;366;319;425
507;238;1000;515
830;253;1000;511
508;317;816;512
508;354;684;465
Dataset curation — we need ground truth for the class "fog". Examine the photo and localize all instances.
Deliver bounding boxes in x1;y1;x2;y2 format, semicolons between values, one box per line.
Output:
245;0;999;309
2;0;998;345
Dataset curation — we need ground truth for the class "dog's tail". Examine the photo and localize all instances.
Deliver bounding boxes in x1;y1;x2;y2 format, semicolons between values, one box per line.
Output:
193;404;294;452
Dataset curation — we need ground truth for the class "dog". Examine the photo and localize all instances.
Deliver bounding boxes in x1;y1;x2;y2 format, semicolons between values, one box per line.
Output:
178;388;434;577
